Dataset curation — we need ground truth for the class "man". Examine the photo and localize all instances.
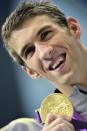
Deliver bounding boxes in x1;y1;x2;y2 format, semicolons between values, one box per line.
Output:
1;0;87;130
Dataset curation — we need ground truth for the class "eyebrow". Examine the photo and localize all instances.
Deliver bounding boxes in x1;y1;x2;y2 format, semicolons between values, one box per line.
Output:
37;25;52;36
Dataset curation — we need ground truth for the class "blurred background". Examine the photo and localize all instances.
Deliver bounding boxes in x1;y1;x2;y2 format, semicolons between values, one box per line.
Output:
0;0;87;128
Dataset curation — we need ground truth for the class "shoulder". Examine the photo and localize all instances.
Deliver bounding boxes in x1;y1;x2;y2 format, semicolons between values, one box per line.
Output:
1;118;43;131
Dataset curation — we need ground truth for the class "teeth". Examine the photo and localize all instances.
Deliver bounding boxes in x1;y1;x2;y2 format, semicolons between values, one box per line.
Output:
52;56;64;69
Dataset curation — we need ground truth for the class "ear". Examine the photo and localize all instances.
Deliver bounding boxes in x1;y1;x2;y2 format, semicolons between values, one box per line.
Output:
67;17;81;38
21;66;41;79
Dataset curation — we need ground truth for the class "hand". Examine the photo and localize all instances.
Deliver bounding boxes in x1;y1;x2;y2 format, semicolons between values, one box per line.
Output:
42;113;75;131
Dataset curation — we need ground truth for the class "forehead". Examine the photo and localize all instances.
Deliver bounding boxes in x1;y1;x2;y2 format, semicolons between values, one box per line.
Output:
9;15;59;54
21;15;54;28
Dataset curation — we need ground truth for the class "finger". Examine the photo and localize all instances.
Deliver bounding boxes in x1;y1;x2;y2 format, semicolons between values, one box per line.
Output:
45;113;58;126
52;123;75;131
61;115;71;121
45;113;71;126
47;116;74;129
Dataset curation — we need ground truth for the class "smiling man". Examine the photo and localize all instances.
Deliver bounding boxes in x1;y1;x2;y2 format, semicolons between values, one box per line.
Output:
1;0;87;131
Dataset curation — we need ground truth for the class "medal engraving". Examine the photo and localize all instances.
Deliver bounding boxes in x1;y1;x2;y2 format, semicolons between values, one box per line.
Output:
40;93;73;123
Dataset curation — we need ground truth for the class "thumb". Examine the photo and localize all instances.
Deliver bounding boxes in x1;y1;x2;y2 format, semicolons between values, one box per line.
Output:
45;113;58;126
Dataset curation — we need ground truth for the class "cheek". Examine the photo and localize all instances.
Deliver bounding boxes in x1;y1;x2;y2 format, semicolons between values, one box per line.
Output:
27;57;43;73
62;36;79;60
68;43;81;62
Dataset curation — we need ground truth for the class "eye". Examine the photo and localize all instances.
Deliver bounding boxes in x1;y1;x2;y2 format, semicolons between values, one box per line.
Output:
40;30;53;41
24;46;35;58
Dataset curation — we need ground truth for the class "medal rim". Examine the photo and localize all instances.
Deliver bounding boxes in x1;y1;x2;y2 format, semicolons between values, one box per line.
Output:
40;93;74;123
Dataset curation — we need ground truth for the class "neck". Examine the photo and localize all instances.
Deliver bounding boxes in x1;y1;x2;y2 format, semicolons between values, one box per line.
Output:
56;84;73;97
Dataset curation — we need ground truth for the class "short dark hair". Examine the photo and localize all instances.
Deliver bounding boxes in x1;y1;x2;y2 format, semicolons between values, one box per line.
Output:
1;0;68;66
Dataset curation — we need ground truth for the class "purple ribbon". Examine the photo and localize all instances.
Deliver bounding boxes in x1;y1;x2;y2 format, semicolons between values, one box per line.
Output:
35;110;42;123
71;111;87;131
35;110;87;130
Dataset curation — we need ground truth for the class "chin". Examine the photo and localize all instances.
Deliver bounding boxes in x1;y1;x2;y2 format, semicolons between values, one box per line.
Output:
55;72;77;86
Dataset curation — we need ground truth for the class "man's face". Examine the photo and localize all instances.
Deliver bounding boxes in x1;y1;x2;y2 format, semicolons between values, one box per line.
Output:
9;15;82;86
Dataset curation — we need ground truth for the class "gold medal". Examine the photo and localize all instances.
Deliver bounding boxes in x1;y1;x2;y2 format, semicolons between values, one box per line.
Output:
39;93;73;123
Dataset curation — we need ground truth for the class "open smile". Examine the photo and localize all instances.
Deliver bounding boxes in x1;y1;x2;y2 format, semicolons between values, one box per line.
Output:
49;53;66;71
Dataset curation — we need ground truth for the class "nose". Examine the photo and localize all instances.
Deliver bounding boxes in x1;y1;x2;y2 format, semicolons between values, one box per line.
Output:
35;43;53;60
